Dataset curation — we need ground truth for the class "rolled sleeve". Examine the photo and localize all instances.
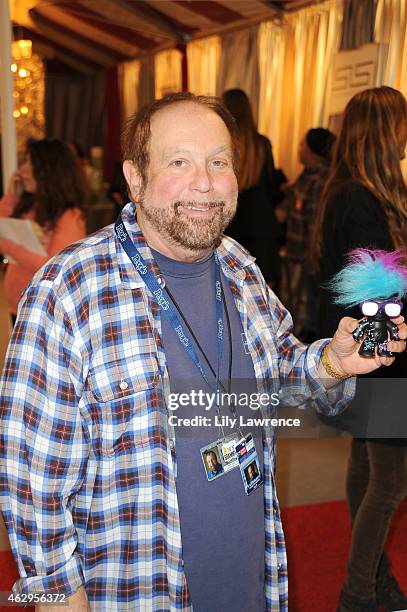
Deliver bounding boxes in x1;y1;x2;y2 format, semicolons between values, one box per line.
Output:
0;282;89;597
304;339;356;416
13;554;84;596
269;286;355;414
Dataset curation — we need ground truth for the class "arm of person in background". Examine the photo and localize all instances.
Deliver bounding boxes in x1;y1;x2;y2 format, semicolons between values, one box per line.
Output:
0;171;23;217
262;135;284;206
0;280;90;609
0;207;86;273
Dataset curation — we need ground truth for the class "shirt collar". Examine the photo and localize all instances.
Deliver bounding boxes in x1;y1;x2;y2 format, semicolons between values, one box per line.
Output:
114;201;255;288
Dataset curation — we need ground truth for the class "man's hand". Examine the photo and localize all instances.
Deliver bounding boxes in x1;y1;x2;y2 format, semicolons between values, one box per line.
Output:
36;586;89;612
326;316;407;377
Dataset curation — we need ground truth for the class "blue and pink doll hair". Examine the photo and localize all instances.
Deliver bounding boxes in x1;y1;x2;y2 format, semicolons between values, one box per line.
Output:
328;249;407;307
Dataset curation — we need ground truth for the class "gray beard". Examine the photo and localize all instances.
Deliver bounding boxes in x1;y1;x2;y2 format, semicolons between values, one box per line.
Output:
138;199;236;251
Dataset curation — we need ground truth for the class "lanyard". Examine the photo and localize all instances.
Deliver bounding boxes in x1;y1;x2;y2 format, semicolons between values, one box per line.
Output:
114;214;224;392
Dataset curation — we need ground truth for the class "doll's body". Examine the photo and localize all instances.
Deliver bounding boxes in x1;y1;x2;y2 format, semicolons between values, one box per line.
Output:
353;316;399;357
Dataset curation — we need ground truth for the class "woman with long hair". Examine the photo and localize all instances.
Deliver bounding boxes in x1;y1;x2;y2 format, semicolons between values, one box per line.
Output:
222;89;283;290
310;86;407;612
0;138;87;319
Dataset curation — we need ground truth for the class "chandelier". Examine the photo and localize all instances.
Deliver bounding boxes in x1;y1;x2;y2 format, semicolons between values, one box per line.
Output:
11;39;45;151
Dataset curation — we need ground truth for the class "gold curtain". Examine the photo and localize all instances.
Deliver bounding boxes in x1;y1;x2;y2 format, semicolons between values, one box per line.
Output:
118;59;140;122
374;0;407;97
216;26;260;122
258;0;343;180
154;49;182;100
187;36;221;96
374;0;407;178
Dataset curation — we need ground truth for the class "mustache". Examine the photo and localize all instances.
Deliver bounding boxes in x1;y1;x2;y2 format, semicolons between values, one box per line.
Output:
173;200;224;209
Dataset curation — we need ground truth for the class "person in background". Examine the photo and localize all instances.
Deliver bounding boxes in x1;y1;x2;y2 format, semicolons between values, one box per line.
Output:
69;142;93;186
0;138;87;320
107;160;128;216
222;88;284;292
276;128;336;340
310;86;407;612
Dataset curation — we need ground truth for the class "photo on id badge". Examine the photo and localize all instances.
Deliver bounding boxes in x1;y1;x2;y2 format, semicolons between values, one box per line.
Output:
201;434;240;482
201;445;224;481
236;433;263;495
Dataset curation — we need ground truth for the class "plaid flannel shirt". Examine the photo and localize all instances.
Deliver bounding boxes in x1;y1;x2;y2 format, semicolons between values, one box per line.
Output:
0;202;354;611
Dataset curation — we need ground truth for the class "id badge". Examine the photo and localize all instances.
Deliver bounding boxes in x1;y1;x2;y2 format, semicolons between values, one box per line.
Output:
200;433;240;482
235;433;264;495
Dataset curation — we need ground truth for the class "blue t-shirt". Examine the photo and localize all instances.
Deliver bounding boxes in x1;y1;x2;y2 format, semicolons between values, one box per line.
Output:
152;249;266;612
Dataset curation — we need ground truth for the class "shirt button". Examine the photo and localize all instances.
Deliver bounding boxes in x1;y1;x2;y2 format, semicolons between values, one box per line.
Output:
169;438;175;450
277;563;282;571
119;380;129;390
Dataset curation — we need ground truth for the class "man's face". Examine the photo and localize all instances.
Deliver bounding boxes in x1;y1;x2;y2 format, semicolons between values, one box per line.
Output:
206;452;216;471
125;102;238;255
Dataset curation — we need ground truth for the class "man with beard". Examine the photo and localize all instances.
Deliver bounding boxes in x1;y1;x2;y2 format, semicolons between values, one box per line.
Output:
1;93;406;612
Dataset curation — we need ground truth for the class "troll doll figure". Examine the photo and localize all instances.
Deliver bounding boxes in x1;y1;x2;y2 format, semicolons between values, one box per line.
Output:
328;249;407;358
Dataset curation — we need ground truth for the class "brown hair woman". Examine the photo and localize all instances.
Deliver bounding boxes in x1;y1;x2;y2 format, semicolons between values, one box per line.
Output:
0;138;87;318
222;89;283;291
311;86;407;612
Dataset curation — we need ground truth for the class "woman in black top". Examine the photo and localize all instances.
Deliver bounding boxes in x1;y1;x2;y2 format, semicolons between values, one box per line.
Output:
310;86;407;612
222;89;283;291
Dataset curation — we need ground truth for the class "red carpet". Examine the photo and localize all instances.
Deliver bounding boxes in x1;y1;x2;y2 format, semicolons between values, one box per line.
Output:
0;551;33;612
0;499;406;611
282;498;407;611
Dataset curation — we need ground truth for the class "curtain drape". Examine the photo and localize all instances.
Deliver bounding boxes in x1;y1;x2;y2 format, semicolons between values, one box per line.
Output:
216;26;260;122
374;0;407;97
186;36;221;96
258;0;342;180
138;55;156;109
340;0;376;50
45;70;105;155
118;59;140;123
154;49;182;100
257;21;286;169
374;0;407;178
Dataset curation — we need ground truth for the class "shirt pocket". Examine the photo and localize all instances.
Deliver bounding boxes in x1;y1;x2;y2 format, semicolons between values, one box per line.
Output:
85;354;160;457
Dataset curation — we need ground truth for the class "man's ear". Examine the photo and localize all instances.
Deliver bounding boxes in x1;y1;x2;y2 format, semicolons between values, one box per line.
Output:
123;160;143;201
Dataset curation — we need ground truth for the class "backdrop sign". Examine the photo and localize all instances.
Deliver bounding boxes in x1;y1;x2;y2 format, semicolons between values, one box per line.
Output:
328;43;381;116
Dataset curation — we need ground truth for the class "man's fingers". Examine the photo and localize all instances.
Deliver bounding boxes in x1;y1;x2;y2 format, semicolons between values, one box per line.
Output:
394;321;407;340
337;316;358;333
387;339;406;353
338;316;407;341
378;355;395;367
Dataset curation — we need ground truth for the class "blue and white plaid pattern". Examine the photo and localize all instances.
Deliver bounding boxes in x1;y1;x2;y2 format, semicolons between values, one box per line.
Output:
0;202;354;611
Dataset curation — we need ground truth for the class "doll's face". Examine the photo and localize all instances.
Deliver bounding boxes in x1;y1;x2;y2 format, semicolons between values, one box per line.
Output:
361;300;402;318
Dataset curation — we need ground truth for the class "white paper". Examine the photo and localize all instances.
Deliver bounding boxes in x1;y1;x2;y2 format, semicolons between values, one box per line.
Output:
0;218;47;263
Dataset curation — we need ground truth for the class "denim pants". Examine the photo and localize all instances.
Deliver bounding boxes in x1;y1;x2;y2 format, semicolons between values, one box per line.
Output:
342;438;407;600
